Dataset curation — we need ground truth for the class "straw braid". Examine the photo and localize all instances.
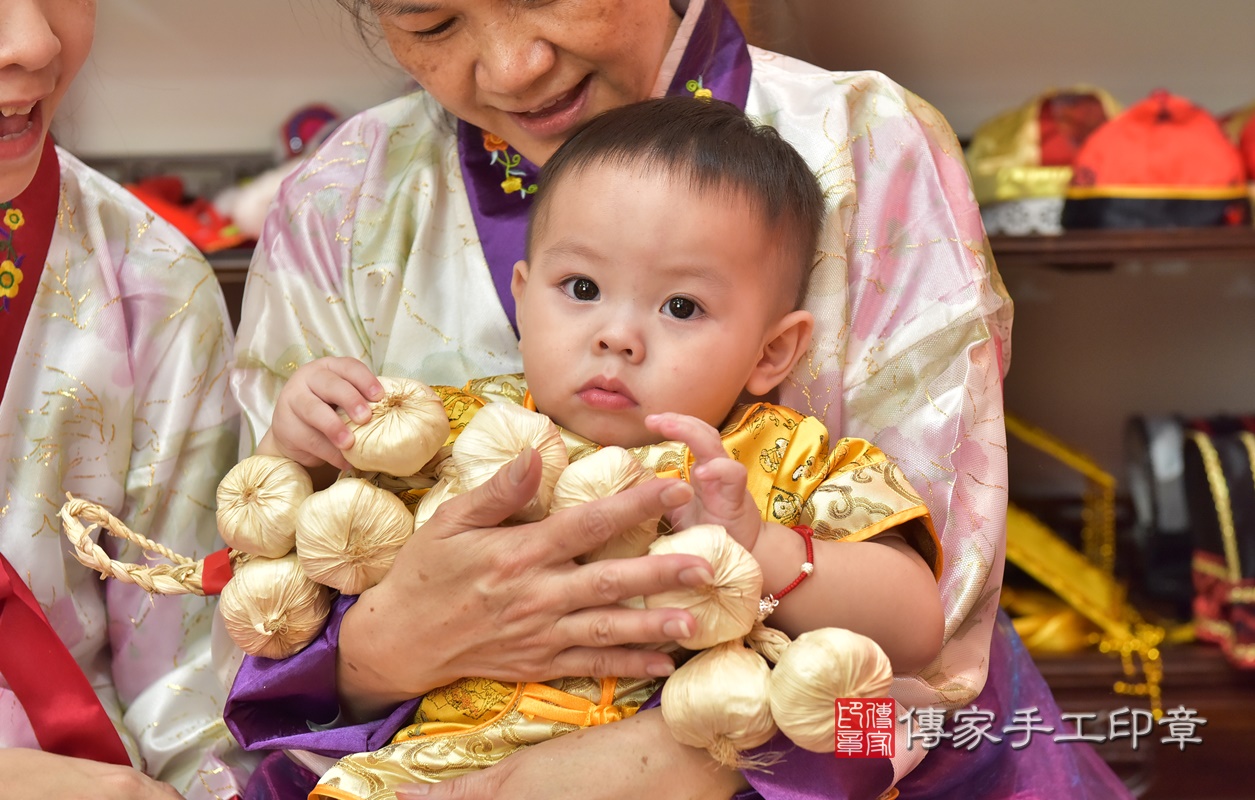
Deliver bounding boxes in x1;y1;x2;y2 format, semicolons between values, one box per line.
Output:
60;493;213;596
745;621;792;664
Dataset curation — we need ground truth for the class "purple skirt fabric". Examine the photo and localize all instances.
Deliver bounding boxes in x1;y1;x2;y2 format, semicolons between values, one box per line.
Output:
227;604;1133;799
891;612;1134;800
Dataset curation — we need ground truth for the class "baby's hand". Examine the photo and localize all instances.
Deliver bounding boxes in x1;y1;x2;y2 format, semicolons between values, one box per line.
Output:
645;413;764;552
259;357;383;469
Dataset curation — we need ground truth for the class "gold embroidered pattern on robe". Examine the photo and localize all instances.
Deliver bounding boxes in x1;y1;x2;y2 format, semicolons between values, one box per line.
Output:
312;375;937;799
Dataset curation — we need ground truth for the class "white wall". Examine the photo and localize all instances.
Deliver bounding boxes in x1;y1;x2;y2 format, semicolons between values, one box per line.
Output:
757;0;1255;137
65;1;1255;150
58;0;412;155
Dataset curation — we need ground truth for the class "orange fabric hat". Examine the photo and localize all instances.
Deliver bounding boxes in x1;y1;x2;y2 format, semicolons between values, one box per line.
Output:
1220;101;1255;178
1064;90;1250;228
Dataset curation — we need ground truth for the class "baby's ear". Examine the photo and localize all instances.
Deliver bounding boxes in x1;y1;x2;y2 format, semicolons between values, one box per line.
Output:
744;310;814;396
510;259;531;303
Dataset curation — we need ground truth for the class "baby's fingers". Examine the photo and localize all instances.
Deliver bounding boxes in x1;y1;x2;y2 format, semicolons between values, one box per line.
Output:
303;359;383;426
644;412;727;464
691;458;750;504
289;411;354;470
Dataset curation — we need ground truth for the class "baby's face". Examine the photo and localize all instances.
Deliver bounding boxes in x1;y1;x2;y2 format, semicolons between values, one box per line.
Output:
513;164;792;448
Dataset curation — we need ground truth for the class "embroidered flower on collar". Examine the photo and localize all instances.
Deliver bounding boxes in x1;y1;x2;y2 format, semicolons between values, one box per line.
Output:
482;130;538;199
0;201;24;311
482;131;509;153
686;77;713;100
0;260;22;305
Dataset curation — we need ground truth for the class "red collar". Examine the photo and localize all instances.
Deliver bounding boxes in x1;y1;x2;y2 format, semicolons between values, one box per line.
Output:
1;135;60;401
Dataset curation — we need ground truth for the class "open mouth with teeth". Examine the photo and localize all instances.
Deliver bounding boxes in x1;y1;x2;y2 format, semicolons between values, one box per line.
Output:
522;78;588;119
0;104;36;138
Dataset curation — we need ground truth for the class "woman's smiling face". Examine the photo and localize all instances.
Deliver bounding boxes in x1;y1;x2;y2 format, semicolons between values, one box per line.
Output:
369;0;680;165
0;0;96;201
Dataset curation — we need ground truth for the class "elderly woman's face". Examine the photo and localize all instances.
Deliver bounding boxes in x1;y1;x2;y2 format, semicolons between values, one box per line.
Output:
371;0;681;165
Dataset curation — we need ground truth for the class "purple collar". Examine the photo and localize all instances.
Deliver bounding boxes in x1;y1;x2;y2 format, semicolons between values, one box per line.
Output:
457;0;752;332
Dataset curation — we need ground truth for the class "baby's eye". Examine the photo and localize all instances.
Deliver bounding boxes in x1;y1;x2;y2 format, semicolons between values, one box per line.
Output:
663;296;702;319
562;277;600;301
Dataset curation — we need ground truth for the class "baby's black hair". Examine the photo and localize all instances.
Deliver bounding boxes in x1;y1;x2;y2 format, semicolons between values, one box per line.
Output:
529;96;826;309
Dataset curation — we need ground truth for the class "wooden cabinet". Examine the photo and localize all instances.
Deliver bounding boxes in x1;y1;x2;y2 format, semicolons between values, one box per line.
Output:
1037;643;1255;799
990;229;1255;270
994;226;1255;797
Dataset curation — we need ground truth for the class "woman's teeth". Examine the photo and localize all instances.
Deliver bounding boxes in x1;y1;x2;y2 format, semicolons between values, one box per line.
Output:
0;106;34;118
525;85;579;117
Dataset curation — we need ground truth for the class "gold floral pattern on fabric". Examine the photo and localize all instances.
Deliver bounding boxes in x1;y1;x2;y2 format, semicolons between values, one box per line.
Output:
316;676;657;798
234;43;1013;790
1;150;242;798
312;374;939;799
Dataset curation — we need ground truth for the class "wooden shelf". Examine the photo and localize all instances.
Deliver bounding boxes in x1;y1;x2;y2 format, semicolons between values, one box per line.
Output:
210;227;1255;323
989;227;1255;270
212;229;1255;282
1036;642;1255;799
209;248;251;329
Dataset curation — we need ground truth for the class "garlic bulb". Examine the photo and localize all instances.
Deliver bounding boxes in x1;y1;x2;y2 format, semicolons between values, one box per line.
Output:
644;525;763;649
768;627;894;752
412;476;459;531
216;455;313;558
219;553;332;659
661;641;777;769
451;402;569;522
342;376;450;477
551;446;658;562
295;478;414;595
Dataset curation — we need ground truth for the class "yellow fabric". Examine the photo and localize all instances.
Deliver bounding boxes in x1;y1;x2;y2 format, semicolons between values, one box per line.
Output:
1188;430;1243;582
999;586;1100;655
514;678;639;728
313;374;937;798
1005;504;1165;715
1065;184;1249;201
966;86;1122;204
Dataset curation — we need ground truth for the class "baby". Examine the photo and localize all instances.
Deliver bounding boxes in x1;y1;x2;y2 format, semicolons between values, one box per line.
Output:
262;96;944;797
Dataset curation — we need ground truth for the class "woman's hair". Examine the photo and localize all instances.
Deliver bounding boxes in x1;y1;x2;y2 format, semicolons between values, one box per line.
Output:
530;96;826;309
335;0;376;39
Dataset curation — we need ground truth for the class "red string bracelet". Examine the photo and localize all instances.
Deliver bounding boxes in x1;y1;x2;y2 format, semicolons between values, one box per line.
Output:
758;525;815;620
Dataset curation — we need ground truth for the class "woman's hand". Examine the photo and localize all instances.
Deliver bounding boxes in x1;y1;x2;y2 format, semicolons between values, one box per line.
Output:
337;448;716;720
0;749;183;799
646;412;763;551
257;356;384;471
393;709;747;800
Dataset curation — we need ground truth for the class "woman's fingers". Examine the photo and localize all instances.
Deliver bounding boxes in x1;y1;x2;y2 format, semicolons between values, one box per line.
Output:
527;478;695;564
547;644;679;680
558;551;713;611
551;600;697;651
0;749;188;800
420;449;543;538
